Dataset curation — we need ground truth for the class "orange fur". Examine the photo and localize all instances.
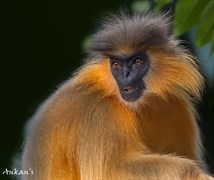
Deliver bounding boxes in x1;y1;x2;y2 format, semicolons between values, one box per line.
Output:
145;48;203;101
21;49;213;179
20;12;214;180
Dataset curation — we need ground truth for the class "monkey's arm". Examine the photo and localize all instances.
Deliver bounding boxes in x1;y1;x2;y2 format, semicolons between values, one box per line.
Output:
114;153;213;180
140;94;203;161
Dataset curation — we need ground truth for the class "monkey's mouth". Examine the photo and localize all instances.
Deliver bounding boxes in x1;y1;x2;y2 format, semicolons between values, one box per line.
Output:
120;85;143;102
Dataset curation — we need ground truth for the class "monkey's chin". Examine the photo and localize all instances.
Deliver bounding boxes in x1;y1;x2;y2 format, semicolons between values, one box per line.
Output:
120;89;143;102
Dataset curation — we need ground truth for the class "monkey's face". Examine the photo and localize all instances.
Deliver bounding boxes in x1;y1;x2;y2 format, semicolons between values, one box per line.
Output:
109;52;150;102
90;13;203;105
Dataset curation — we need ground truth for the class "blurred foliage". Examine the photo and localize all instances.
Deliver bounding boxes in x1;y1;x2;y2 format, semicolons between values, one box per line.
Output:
157;0;214;52
156;0;172;10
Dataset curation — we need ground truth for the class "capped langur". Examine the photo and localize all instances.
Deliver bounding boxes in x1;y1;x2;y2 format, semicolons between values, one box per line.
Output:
21;11;214;180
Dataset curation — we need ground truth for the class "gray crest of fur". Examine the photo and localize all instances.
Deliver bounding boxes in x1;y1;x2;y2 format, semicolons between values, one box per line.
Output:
89;11;173;58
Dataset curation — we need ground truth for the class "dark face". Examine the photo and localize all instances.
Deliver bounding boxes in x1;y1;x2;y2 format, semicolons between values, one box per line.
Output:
110;52;150;102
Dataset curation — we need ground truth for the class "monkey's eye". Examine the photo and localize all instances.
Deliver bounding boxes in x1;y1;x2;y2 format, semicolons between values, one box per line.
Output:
112;62;120;70
134;58;143;66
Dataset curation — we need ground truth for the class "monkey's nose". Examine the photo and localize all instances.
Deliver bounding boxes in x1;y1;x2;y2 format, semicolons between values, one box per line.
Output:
121;86;138;94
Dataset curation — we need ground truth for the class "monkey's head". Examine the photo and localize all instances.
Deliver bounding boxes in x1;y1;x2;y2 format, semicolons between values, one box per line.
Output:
88;11;203;106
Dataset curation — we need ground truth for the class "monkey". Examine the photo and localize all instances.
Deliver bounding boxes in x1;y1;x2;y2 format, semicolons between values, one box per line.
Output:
20;11;214;180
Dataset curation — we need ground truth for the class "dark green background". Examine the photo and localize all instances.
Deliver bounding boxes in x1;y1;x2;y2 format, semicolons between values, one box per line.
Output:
1;1;213;180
